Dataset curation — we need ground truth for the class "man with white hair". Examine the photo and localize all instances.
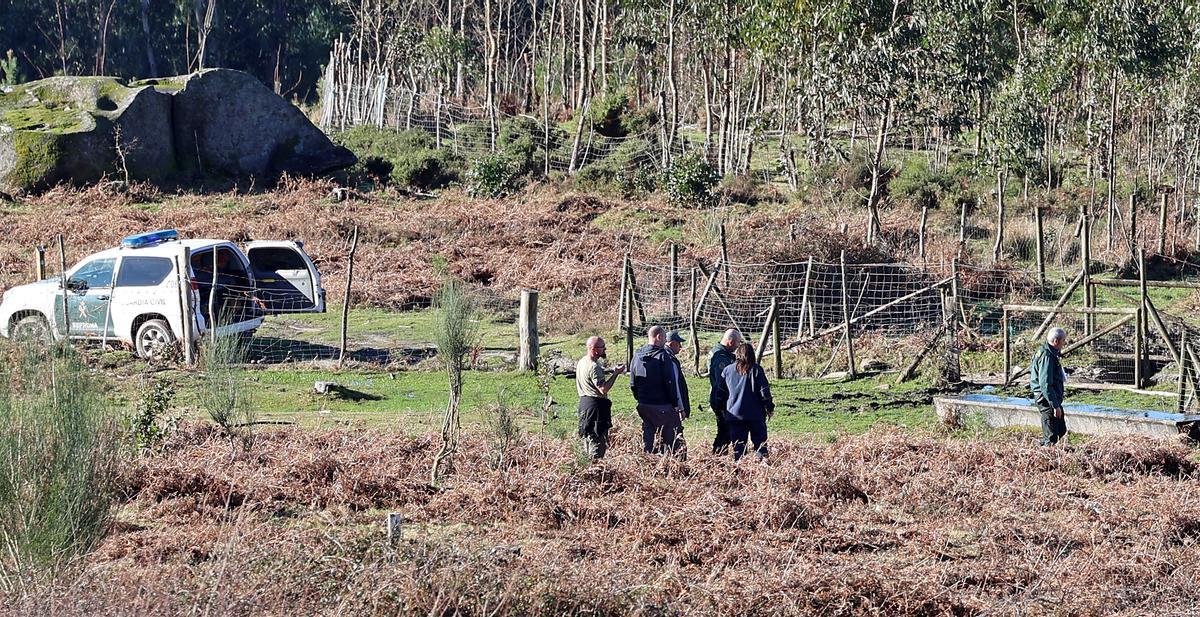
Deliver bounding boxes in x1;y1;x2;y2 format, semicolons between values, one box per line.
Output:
708;328;742;454
1030;327;1068;445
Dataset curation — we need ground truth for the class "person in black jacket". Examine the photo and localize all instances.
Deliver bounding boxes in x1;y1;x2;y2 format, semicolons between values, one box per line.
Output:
707;329;742;454
630;325;687;456
714;342;774;462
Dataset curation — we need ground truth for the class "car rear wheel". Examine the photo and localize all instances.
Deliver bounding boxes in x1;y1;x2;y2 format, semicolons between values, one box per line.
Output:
11;314;52;344
134;319;176;360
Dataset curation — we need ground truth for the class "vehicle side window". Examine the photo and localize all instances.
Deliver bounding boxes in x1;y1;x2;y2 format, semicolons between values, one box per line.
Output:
69;258;116;289
115;256;173;287
250;247;307;271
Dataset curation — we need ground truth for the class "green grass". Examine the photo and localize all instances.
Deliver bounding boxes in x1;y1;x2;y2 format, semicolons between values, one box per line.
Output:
120;365;940;441
258;307;600;354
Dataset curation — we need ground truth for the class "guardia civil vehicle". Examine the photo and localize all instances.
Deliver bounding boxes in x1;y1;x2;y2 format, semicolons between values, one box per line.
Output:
0;230;326;358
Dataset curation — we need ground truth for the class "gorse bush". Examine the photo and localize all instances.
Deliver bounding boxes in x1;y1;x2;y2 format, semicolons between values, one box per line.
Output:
662;151;719;207
334;126;460;189
0;344;121;583
583;89;658;138
891;158;953;210
129;374;175;454
466;154;520;198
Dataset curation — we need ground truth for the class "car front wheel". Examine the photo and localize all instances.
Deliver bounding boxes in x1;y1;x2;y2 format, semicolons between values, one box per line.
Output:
11;314;52;344
134;319;176;360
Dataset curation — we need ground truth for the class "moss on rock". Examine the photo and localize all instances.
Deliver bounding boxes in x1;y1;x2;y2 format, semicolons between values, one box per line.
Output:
9;131;63;188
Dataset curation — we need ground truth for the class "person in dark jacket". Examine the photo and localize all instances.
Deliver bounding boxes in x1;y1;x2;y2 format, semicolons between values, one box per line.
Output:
707;329;742;454
630;325;687;456
665;329;691;416
1030;327;1068;446
714;342;774;462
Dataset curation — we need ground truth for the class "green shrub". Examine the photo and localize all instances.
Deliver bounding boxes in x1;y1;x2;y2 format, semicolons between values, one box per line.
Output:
891;158;952;210
0;344;121;579
662;151;719;208
466;154;520;198
128;374;175;454
498;116;564;177
584;90;657;138
333;126;460;189
390;148;458;189
573;137;657;195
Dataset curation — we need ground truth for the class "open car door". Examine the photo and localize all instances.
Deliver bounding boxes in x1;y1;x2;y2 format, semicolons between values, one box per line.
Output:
244;241;327;314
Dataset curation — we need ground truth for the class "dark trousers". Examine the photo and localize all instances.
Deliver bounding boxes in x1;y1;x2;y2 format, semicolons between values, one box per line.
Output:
1037;399;1067;446
727;417;768;461
712;405;732;454
578;396;612;459
637;403;685;457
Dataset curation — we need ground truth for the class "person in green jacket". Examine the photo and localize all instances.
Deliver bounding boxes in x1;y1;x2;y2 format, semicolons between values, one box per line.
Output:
1030;327;1068;446
707;329;742;454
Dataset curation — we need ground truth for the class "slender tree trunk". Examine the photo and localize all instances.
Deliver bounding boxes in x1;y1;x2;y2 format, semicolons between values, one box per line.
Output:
665;0;677;163
598;0;608;92
484;0;498;150
993;168;1006;263
865;101;892;244
271;0;286;93
139;0;158;76
1106;69;1118;251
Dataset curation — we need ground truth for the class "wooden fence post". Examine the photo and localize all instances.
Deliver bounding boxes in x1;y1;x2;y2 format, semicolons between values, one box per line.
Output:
1137;248;1148;388
338;225;359;368
1002;307;1011;386
616;253;629;330
919;206;928;262
1082;204;1093;336
772;297;782;379
1178;330;1189;414
177;247;195;365
840;251;856;379
58;234;69;339
669;242;678;317
1159;192;1168;254
958;200;968;246
1129;194;1138;260
518;289;539;371
755;296;778;362
1034;206;1045;285
690;267;699;375
946;257;961;383
719;222;730;290
34;246;45;281
625;284;635;365
797;256;814;338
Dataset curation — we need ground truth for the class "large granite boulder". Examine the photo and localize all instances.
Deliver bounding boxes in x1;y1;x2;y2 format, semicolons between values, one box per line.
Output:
159;69;355;177
0;69;355;194
0;76;175;192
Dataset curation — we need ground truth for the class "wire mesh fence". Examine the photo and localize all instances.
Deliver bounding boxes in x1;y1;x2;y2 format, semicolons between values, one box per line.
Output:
626;251;1200;399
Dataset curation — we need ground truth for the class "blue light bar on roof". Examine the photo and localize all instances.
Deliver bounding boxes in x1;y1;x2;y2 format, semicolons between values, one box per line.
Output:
121;229;178;248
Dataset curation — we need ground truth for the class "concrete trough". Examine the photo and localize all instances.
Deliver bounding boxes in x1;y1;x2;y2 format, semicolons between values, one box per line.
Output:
933;393;1200;439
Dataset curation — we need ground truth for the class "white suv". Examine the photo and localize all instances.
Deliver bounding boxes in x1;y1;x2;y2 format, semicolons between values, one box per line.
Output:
0;230;326;358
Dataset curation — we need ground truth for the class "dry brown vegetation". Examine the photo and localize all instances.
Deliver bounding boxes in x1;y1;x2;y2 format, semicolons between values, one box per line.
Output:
0;180;934;330
5;424;1200;615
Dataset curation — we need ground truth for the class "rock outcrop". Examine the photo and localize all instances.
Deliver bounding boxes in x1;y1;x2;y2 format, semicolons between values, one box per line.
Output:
0;69;355;194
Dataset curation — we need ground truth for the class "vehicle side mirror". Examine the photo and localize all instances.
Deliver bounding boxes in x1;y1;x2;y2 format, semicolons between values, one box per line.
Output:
66;278;89;293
